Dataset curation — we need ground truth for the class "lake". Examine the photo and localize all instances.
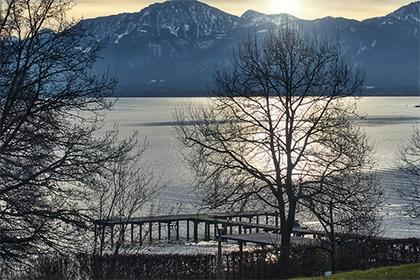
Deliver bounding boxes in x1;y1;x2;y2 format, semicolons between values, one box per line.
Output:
102;97;420;238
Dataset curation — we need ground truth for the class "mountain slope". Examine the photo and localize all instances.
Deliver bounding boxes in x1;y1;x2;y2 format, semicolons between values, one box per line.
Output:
80;0;242;43
386;1;420;23
78;0;420;96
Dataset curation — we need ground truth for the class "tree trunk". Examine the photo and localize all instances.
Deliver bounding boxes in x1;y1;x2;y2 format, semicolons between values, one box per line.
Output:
100;226;106;256
280;229;292;256
114;225;126;255
276;197;295;276
279;221;293;277
329;202;337;273
330;242;337;273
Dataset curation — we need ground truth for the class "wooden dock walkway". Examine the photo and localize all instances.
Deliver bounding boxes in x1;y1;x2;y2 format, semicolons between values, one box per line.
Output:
93;212;410;255
221;232;321;248
92;212;321;254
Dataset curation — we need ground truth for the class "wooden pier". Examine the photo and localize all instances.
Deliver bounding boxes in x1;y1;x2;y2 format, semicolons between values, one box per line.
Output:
93;212;420;258
93;212;316;253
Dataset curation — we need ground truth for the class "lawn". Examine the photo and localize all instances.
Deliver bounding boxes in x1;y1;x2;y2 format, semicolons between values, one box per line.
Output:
294;263;420;280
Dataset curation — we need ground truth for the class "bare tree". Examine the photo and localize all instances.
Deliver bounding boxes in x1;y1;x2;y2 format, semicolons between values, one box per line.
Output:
302;166;382;272
0;0;134;265
395;127;420;218
91;139;163;255
176;27;366;262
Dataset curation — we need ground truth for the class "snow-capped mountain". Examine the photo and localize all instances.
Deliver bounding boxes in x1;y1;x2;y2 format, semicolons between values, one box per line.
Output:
241;10;299;26
77;0;420;96
386;1;420;23
81;0;242;43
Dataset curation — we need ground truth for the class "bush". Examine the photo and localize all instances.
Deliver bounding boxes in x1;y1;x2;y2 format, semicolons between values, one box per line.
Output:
5;238;419;280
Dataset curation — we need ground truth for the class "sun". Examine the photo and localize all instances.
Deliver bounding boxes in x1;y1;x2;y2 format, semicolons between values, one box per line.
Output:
268;0;300;15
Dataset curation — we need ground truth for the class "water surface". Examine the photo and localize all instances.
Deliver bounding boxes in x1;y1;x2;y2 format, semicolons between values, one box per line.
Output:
102;97;420;238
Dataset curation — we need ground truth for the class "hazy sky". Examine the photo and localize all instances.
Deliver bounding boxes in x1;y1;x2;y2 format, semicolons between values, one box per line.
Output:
70;0;414;20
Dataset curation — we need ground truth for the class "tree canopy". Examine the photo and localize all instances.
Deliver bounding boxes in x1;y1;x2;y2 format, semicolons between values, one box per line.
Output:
176;28;379;261
0;0;134;265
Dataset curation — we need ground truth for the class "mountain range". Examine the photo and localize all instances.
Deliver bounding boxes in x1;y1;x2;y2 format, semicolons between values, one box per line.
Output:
77;0;420;96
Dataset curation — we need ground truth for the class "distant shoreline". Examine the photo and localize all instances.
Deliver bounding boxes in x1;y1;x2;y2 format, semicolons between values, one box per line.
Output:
114;93;420;98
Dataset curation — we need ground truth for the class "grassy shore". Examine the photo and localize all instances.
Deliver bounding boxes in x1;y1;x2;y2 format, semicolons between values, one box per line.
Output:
294;263;420;280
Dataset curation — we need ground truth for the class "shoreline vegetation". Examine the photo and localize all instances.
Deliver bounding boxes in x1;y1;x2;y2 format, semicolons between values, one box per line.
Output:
113;91;420;98
6;238;419;280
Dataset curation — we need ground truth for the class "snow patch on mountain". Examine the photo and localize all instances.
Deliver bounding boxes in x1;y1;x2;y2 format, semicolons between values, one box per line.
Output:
357;45;368;55
75;46;92;53
257;29;268;34
115;31;129;43
241;9;297;26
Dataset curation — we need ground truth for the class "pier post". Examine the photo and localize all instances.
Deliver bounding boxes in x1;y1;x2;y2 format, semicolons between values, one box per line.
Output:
149;222;152;244
204;222;209;241
168;222;171;241
256;216;260;233
186;220;190;241
158;222;161;241
131;224;134;244
120;224;125;246
139;223;143;246
194;221;198;243
176;221;180;241
214;223;217;239
110;225;114;248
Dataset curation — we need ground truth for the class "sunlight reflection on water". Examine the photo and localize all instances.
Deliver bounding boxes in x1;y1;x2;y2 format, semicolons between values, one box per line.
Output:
101;96;420;238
